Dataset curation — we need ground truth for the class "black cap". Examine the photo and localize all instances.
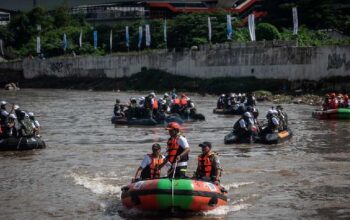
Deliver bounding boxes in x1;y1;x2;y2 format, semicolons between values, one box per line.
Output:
199;141;212;149
152;143;161;150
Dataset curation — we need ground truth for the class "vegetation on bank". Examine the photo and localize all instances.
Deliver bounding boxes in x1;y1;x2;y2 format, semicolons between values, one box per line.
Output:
0;1;349;60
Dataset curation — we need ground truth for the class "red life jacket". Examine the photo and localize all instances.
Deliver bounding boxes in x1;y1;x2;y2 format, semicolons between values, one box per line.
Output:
198;152;215;178
148;154;163;179
329;98;339;109
166;135;187;163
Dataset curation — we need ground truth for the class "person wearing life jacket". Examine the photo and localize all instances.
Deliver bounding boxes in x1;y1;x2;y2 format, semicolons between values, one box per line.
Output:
0;101;9;126
344;95;350;108
159;122;190;178
261;109;279;136
28;112;41;137
217;94;225;109
2;114;18;138
194;141;222;185
126;98;139;119
163;93;172;108
276;105;288;131
329;93;339;109
171;94;181;114
180;94;188;107
245;92;256;107
246;106;261;132
133;143;165;182
150;92;159;116
13;105;33;137
113;99;125;119
322;94;330;110
233;111;256;142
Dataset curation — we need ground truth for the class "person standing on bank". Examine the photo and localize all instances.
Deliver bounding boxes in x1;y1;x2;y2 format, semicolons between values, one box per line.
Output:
159;122;190;178
133;143;164;181
194;141;222;185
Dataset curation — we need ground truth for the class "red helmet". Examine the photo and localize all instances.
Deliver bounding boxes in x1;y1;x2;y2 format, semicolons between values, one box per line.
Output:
344;95;349;100
166;122;181;130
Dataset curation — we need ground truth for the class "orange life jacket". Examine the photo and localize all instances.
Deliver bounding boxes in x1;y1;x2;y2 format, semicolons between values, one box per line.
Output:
180;98;187;106
152;99;159;110
166;135;188;163
173;98;180;105
147;154;163;179
198;152;215;178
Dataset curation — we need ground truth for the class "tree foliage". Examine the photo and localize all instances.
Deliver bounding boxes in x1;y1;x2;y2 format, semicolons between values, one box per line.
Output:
1;2;350;60
256;23;281;41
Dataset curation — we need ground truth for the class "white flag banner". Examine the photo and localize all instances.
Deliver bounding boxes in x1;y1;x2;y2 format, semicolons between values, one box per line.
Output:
63;33;67;51
79;30;82;48
125;26;129;48
248;14;256;41
36;36;41;54
109;29;113;52
227;15;233;40
145;24;151;47
208;17;212;43
292;7;298;35
164;19;167;43
138;26;143;48
0;39;4;56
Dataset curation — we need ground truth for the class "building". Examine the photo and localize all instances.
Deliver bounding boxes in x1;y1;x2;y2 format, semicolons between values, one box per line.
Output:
70;0;266;24
0;8;12;25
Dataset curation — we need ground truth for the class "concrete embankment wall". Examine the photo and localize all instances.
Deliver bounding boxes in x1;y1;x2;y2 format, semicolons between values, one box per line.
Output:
0;42;349;81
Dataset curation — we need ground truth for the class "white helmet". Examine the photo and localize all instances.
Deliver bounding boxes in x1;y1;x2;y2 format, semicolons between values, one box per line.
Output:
267;109;278;117
9;114;16;119
221;94;225;97
149;92;156;97
164;93;169;97
28;112;34;117
243;112;253;118
238;93;242;97
138;96;145;101
13;105;20;110
0;101;6;105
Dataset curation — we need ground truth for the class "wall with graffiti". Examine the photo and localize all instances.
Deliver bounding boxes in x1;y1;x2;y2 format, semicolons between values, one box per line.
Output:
1;44;349;81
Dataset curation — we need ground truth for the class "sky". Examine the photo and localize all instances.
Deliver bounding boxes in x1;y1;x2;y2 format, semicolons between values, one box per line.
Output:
0;0;126;11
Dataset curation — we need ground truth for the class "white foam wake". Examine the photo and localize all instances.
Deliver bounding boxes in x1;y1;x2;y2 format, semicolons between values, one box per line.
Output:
204;203;250;216
69;172;122;195
222;182;255;190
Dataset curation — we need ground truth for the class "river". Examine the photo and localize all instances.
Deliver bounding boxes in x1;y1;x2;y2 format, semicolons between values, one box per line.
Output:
0;89;349;219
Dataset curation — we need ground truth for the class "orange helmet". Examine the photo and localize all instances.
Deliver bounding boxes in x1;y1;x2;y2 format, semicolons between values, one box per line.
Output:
166;122;181;130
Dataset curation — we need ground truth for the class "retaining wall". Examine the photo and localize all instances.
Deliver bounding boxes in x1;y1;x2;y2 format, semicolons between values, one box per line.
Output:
0;42;349;81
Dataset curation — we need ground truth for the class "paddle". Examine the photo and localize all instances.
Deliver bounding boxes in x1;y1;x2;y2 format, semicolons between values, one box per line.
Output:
171;160;178;213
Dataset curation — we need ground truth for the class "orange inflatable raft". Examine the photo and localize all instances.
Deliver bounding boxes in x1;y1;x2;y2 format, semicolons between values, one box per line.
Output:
121;178;228;212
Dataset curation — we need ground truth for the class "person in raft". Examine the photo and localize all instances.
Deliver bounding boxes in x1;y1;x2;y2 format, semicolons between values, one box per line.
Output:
194;141;222;185
133;143;165;182
159;122;190;178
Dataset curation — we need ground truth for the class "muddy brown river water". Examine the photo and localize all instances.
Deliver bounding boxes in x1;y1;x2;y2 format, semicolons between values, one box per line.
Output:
0;89;349;219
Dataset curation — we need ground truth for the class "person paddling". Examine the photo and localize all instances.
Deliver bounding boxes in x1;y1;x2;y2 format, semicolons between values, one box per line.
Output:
159;122;190;178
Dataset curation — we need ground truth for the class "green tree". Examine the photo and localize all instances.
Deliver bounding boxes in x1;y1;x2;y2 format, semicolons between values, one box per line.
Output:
256;23;281;41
